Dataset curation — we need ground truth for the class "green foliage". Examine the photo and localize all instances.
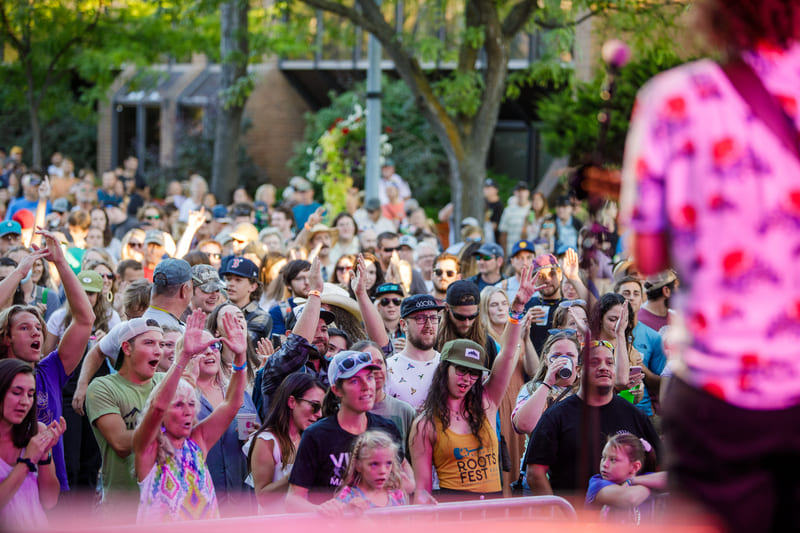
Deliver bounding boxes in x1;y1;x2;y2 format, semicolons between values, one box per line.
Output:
219;74;256;109
288;77;450;213
433;70;485;117
537;47;689;166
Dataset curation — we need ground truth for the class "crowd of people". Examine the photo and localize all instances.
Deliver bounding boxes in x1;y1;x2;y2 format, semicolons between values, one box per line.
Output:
0;151;674;526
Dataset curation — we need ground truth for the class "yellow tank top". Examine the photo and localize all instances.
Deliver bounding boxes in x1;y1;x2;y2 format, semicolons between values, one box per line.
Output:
432;415;501;493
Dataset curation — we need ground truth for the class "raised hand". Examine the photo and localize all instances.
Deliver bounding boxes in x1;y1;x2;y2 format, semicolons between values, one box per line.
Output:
350;254;367;298
562;247;580;279
219;308;247;358
615;302;629;337
17;247;49;276
309;256;324;293
38;175;51;199
182;309;220;357
513;266;537;309
34;228;66;265
187;208;206;230
255;337;274;363
306;206;324;228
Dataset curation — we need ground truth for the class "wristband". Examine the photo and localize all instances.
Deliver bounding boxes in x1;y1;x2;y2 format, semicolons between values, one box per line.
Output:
541;382;553;391
38;453;52;466
625;478;634;486
509;310;525;321
16;458;36;473
308;290;321;298
508;316;520;325
232;362;247;372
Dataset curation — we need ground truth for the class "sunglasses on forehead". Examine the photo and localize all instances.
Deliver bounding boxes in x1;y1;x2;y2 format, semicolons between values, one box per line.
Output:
559;299;586;308
590;340;614;353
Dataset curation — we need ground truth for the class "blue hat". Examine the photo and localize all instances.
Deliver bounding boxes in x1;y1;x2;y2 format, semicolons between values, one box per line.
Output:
211;205;229;219
511;240;534;257
400;294;444;318
152;258;192;286
0;220;21;237
328;350;379;385
220;256;258;279
474;242;504;258
374;282;404;298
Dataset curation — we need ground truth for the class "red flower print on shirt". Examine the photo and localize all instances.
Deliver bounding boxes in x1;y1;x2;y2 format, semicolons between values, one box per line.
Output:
662;96;687;121
776;95;798;117
785;190;800;214
722;249;752;277
688;311;707;334
635;158;649;180
702;381;725;400
712;137;742;168
672;204;697;230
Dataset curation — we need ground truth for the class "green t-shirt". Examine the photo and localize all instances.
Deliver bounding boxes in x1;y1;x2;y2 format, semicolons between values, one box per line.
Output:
86;372;165;507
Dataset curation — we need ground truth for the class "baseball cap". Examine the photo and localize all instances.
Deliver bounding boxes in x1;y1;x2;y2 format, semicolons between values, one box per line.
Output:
328;350;379;384
220;256;258;279
644;270;678;291
211;205;229;220
152;258;192;286
374;282;404;298
555;194;571;207
484;179;498;189
12;209;34;230
0;221;22;237
474;242;503;258
192;264;226;293
9;146;22;156
77;270;103;293
513;181;529;192
400;294;444;318
510;240;534;257
285;303;335;331
365;198;381;212
461;217;480;228
118;317;163;344
230;223;259;244
398;235;417;249
144;230;165;247
52;198;70;213
232;204;253;218
440;339;489;373
533;253;559;272
446;280;480;306
294;178;313;192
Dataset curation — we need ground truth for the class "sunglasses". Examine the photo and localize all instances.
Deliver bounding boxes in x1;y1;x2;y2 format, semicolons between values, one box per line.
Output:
409;314;439;326
296;398;322;414
434;269;457;277
209;341;223;352
450;310;479;321
128;241;143;249
559;299;587;309
476;255;495;261
590;340;614;353
548;328;577;336
452;365;482;379
207;253;221;259
379;297;401;307
144;214;160;220
382;246;400;253
337;351;372;374
99;273;115;281
336;265;352;272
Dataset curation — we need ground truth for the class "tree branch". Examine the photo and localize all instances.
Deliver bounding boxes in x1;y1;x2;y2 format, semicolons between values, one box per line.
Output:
0;0;26;52
502;0;538;37
534;1;684;30
299;0;383;38
456;0;482;72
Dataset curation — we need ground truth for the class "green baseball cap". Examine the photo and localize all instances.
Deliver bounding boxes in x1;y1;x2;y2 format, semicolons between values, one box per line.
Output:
440;339;489;373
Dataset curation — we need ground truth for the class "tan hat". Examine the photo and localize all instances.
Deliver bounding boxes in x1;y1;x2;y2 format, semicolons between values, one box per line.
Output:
308;223;338;239
230;222;259;244
644;270;678;291
294;283;362;322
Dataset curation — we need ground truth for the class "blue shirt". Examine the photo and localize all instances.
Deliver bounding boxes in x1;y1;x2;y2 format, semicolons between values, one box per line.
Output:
631;321;667;416
292;202;322;230
5;197;51;220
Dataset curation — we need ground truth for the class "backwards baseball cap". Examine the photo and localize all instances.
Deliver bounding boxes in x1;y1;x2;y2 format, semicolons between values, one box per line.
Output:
220;256;258;279
644;270;678;291
446;280;480;306
474;242;503;258
285;303;335;331
461;217;480;228
230;223;259;244
192;264;226;292
374;282;404;298
152;258;192;286
52;198;70;214
77;270;103;293
364;198;381;212
400;294;444;318
144;230;165;247
510;240;534;257
441;339;489;373
328;350;379;385
0;221;22;237
118;317;163;344
398;234;417;249
533;253;559;272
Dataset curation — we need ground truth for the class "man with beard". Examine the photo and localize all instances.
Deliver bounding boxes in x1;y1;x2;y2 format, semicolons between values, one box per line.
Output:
307;224;336;280
638;270;678;334
430;253;461;302
436;280;498;367
384;294;445;409
259;258;335;412
523;250;587;354
525;341;660;496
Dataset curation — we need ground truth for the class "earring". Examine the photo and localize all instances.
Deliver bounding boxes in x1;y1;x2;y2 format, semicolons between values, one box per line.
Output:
107;291;114;303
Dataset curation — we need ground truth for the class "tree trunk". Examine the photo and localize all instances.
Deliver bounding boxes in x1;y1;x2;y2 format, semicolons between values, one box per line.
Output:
26;85;42;168
211;0;249;203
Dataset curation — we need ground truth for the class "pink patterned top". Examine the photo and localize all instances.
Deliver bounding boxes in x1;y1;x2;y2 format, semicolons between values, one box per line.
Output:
621;42;800;409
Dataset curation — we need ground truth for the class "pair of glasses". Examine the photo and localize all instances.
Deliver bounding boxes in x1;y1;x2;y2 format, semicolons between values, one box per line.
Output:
548;328;577;336
476;255;495;261
207;253;221;260
296;398;322;414
452;366;482;379
559;299;586;309
590;340;614;353
208;341;223;352
336;265;352;272
379;297;401;307
409;314;439;326
434;269;457;277
450;310;479;321
338;351;372;373
382;246;400;253
129;241;143;249
144;214;160;220
542;223;555;229
99;273;115;281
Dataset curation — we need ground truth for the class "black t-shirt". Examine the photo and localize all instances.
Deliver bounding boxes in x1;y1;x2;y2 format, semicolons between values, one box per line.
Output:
523;394;660;494
289;412;404;503
524;296;564;354
486;200;504;241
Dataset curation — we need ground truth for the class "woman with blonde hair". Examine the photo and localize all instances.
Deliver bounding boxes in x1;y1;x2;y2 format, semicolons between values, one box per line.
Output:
120;228;145;263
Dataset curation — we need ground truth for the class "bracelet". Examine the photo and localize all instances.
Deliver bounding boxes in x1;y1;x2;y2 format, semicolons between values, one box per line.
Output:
37;453;52;466
625;478;634;486
16;457;36;473
307;290;321;298
232;362;247;372
508;316;520;325
541;382;553;391
509;309;525;321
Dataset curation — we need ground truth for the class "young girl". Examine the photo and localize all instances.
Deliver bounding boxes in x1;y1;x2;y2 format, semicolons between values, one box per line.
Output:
0;359;66;527
335;431;406;510
585;433;666;524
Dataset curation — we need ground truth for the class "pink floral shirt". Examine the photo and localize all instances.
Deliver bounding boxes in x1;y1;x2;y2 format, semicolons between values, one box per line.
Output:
621;43;800;409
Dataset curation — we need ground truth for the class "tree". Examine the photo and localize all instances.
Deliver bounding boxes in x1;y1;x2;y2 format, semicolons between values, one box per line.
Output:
290;0;684;225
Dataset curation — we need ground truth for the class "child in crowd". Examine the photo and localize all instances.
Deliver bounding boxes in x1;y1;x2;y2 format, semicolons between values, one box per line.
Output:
335;430;407;510
585;433;666;525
